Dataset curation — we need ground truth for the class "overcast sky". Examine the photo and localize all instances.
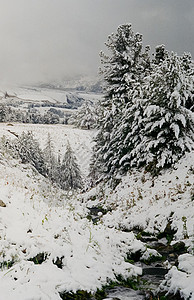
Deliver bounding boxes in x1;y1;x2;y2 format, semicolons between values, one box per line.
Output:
0;0;193;85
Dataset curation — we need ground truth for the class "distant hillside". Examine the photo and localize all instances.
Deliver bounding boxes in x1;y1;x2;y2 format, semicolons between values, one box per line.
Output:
0;85;103;125
38;76;103;93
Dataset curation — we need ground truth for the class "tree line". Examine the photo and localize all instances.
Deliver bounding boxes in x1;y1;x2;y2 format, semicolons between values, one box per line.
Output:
2;132;83;191
0;105;71;125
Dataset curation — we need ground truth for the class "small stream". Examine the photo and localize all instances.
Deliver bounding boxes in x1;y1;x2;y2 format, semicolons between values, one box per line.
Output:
87;209;186;300
105;264;166;300
106;286;146;300
103;236;185;299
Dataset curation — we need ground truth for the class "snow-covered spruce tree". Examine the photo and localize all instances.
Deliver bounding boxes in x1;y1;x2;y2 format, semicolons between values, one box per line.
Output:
43;133;58;182
153;44;168;65
70;101;98;129
99;23;150;104
43;111;60;124
116;45;168;173
0;105;7;122
91;23;151;178
59;141;83;190
132;52;194;174
106;83;147;175
15;131;47;176
111;47;194;175
180;52;194;112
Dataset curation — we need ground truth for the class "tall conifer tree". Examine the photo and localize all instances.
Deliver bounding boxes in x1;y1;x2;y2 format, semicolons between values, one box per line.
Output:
60;141;83;190
91;23;150;178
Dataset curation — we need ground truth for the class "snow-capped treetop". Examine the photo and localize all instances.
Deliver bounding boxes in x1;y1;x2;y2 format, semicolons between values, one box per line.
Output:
99;23;151;105
60;140;83;190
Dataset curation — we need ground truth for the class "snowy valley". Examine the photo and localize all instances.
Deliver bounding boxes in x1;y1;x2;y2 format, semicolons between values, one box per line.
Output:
0;119;193;300
0;22;194;300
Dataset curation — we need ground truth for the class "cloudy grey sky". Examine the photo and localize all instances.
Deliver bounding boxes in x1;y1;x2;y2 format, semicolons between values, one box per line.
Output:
0;0;193;85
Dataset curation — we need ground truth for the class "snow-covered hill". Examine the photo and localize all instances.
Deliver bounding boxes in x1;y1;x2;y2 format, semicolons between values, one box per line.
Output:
0;123;194;299
39;76;103;93
0;85;102;109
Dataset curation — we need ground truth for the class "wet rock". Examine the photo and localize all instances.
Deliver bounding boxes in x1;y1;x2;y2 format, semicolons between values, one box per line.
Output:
53;256;64;269
87;206;111;224
156;291;183;300
168;253;177;262
87;206;110;216
59;290;95;299
139;235;158;243
172;241;186;254
151;240;187;264
157;221;177;242
155;243;174;255
127;250;142;262
29;253;47;264
0;200;6;207
104;298;120;300
106;287;145;300
142;267;168;276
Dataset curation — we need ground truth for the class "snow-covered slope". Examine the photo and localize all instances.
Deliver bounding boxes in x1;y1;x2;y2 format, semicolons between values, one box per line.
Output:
89;152;194;240
84;151;194;299
0;123;95;178
0;152;141;300
43;75;103;93
0;85;102;108
0;123;194;299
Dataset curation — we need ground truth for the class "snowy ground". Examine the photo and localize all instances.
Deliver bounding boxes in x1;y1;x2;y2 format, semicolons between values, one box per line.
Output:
84;151;194;299
0;123;194;299
0;85;102;107
0;144;141;300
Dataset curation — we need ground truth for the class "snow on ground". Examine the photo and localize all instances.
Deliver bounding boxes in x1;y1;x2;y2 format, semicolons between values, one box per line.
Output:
159;253;194;300
85;151;194;241
78;92;103;103
0;85;102;107
17;89;81;105
0;123;194;299
0;86;69;104
0;123;95;178
84;150;194;299
0;154;141;300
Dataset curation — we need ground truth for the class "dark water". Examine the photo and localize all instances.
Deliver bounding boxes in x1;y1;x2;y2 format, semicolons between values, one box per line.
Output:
104;264;167;300
106;286;145;299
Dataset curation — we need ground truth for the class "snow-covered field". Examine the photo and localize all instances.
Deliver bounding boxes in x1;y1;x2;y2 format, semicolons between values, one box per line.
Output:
0;122;194;299
0;85;102;107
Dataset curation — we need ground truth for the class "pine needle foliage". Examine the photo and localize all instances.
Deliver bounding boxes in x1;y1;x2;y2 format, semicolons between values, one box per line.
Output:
91;24;194;179
60;141;83;190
